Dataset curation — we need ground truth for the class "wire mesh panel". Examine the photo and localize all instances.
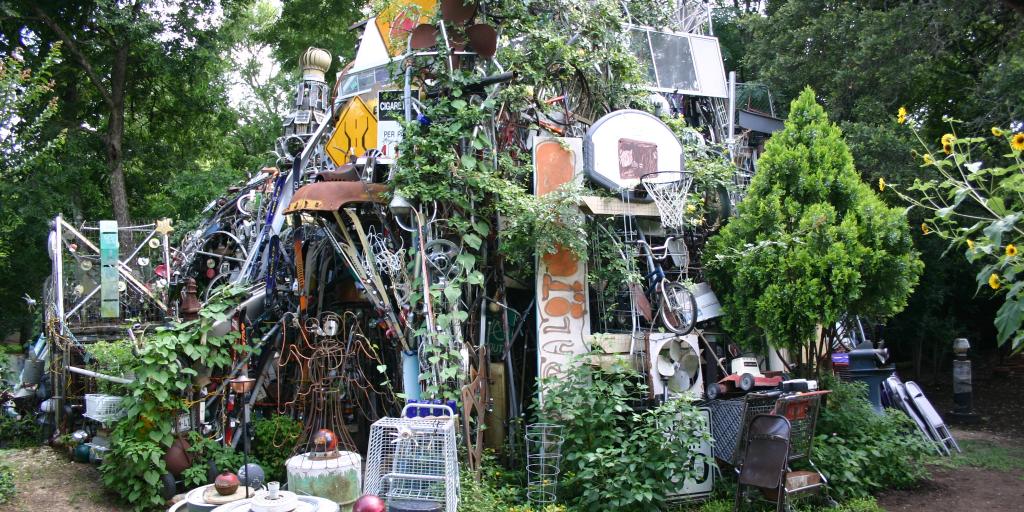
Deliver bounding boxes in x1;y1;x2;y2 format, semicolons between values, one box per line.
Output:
364;404;459;512
525;424;564;506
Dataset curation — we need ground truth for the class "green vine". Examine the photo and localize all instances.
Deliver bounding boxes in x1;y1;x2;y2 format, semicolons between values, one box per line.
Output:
100;285;249;511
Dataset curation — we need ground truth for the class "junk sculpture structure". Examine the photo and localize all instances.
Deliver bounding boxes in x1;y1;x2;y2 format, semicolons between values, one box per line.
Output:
10;0;794;508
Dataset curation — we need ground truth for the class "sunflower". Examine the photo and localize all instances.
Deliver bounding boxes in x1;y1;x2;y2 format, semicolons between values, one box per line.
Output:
943;143;953;155
897;106;907;124
967;239;975;250
921;223;931;235
989;273;1001;290
878;177;886;191
942;133;956;146
992;127;1004;137
1012;132;1024;152
1007;244;1018;257
923;153;934;165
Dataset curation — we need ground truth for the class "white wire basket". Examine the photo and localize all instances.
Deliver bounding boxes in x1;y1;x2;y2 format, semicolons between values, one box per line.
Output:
83;393;126;423
364;404;459;512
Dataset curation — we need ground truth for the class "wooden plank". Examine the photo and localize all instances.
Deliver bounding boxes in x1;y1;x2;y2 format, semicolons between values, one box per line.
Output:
483;362;506;451
579;195;662;217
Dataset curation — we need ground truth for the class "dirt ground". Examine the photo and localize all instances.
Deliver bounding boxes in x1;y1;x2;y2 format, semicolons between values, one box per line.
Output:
876;429;1024;511
0;447;125;512
876;360;1024;512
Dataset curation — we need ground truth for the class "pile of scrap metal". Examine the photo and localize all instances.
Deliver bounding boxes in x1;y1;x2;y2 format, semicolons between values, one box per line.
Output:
3;0;786;508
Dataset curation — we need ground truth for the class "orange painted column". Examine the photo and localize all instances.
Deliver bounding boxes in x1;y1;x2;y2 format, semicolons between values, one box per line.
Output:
533;138;590;399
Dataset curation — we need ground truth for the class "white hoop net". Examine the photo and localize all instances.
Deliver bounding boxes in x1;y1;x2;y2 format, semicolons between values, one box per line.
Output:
641;172;694;230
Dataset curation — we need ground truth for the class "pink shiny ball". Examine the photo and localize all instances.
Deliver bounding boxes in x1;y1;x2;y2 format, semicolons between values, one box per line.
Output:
352;494;386;512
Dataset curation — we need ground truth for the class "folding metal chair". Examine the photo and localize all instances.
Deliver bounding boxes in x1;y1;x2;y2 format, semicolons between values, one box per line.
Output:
905;381;961;454
884;376;945;455
734;414;791;512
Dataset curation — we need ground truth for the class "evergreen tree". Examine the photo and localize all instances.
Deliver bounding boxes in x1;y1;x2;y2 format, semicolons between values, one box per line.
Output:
706;87;923;360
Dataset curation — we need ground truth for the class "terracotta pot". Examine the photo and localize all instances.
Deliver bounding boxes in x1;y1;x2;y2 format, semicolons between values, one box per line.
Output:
163;436;192;477
214;470;240;496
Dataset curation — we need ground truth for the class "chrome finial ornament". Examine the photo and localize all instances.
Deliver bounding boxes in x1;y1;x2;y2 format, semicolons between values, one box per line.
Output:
300;47;332;82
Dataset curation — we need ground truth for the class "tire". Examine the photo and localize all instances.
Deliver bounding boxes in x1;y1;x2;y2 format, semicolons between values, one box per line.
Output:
659;280;698;335
160;472;177;500
706;382;720;400
207;459;219;484
739;373;755;392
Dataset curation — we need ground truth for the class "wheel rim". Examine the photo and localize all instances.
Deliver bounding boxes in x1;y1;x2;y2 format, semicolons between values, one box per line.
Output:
659;281;697;334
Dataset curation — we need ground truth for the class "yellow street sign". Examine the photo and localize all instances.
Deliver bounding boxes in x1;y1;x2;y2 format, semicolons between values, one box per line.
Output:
327;96;377;165
375;0;437;56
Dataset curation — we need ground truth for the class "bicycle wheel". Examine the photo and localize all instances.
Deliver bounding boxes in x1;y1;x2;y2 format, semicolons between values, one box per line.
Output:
659;280;698;335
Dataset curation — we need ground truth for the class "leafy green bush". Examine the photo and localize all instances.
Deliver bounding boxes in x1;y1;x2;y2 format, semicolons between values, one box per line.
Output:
0;462;14;504
810;378;930;499
0;415;41;448
180;431;247;488
539;360;712;511
457;451;523;512
251;415;303;482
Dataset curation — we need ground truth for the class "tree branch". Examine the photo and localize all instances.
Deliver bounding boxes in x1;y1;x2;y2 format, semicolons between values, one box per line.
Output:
31;5;114;108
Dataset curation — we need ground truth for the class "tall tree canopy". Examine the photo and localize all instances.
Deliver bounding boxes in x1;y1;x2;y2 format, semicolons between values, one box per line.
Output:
0;0;260;336
718;0;1023;368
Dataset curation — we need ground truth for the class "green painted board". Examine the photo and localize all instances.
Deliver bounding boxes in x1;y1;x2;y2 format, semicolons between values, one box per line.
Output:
99;220;119;318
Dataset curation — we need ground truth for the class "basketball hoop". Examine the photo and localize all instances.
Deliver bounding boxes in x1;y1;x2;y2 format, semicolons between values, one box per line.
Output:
640;171;693;230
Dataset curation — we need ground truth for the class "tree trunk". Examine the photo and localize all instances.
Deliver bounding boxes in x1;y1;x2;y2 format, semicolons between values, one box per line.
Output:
107;44;131;227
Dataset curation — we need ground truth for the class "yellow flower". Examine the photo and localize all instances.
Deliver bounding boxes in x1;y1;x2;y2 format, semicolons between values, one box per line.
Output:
921;223;931;235
1007;244;1018;257
943;143;953;155
923;153;934;165
942;133;956;146
878;177;886;191
1012;132;1024;152
989;273;1001;290
992;127;1004;137
897;106;907;124
967;239;974;250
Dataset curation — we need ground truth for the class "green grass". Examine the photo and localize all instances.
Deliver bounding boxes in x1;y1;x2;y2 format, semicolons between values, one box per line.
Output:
673;496;883;512
926;438;1024;473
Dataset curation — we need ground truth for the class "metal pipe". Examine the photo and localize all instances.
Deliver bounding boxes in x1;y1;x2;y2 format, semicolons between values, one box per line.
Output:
404;65;413;123
67;365;134;385
727;70;736;149
52;217;64;431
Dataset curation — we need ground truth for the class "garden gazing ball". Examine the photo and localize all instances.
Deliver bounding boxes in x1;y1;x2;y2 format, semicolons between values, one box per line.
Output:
238;463;265;489
352;494;386;512
214;471;240;495
312;428;338;453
